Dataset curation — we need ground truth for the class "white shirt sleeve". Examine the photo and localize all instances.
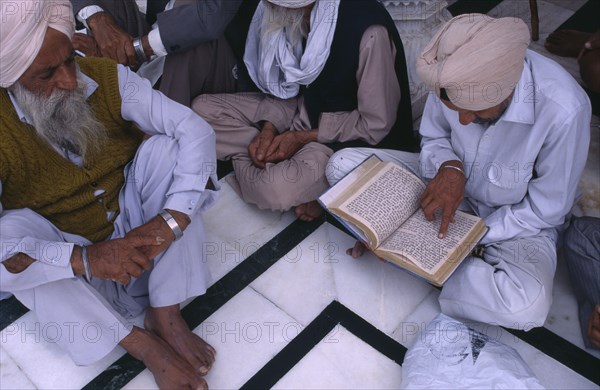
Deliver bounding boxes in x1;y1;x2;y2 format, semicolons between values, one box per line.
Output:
148;28;168;57
117;64;219;215
76;5;104;30
1;63;219;289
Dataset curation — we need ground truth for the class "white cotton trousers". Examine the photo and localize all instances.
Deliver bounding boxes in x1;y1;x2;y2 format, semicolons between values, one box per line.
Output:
0;136;210;365
327;148;556;329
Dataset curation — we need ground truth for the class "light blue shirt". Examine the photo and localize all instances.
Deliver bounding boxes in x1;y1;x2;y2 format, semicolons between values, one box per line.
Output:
419;50;591;244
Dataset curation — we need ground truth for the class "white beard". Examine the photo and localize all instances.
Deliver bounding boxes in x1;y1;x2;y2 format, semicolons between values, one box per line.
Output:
10;70;107;159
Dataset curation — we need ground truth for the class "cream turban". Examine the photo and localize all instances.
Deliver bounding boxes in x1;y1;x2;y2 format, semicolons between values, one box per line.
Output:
416;14;530;111
0;0;74;88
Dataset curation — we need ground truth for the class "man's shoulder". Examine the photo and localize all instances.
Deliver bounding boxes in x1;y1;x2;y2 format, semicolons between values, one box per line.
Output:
527;50;590;117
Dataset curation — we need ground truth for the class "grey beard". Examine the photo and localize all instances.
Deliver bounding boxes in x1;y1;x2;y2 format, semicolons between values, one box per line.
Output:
261;2;310;47
10;72;107;160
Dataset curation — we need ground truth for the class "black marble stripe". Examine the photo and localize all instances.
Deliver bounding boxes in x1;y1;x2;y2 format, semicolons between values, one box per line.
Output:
83;217;325;390
0;297;29;331
447;0;504;16
241;300;406;389
505;327;600;386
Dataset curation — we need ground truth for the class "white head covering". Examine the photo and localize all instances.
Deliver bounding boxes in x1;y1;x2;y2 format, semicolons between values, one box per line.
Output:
0;0;75;88
416;14;530;111
266;0;317;8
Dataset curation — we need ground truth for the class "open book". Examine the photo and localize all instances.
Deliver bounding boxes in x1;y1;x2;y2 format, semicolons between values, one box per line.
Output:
319;155;488;286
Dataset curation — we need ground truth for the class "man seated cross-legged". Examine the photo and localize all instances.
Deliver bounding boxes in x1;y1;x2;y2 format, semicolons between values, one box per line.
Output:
0;1;219;388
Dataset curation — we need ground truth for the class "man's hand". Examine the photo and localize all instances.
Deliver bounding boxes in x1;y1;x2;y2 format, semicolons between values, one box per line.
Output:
420;161;466;239
72;33;101;57
126;209;191;259
248;122;278;168
86;12;137;66
82;236;162;284
264;130;317;164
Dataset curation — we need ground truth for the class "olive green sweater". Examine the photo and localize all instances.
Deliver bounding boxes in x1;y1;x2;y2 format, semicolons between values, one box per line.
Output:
0;57;143;242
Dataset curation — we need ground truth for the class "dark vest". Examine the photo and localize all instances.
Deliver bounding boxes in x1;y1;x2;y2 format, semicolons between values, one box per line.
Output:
304;0;418;152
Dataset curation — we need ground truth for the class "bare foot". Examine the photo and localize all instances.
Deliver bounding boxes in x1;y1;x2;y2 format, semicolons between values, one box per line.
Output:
588;304;600;349
145;305;216;375
294;200;324;222
121;326;207;389
545;30;591;57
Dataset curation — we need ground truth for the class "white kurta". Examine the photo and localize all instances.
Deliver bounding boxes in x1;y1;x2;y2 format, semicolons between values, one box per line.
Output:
0;65;219;364
326;50;591;329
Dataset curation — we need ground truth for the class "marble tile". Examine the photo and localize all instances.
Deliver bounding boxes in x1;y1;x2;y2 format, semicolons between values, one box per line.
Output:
273;326;403;389
0;347;35;390
391;290;442;350
202;180;297;283
251;223;435;334
124;287;301;390
542;0;588;12
0;312;126;389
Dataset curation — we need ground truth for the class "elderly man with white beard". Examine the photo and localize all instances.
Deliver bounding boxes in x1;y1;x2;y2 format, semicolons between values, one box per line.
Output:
192;0;417;221
0;1;219;388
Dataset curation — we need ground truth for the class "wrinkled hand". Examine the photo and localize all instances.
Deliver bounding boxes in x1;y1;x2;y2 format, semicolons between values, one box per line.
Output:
72;33;101;57
87;12;136;66
126;209;191;260
264;131;309;164
86;235;162;284
248;122;278;168
420;162;466;239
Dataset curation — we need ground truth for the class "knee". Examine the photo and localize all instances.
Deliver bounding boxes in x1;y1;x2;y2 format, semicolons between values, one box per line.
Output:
191;94;219;121
326;148;370;185
564;216;600;257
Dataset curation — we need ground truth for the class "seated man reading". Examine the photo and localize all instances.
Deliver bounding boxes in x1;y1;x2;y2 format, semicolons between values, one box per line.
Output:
0;1;219;388
327;14;591;329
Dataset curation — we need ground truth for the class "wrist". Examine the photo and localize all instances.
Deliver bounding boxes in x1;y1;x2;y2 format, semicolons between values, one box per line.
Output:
159;209;189;241
141;35;153;58
70;246;85;276
440;160;465;176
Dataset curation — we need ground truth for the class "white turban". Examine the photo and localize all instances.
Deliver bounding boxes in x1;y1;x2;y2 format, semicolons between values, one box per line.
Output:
0;0;75;88
416;14;530;111
266;0;317;8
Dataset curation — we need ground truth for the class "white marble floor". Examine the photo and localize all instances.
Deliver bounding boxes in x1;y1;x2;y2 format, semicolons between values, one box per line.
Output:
1;0;599;389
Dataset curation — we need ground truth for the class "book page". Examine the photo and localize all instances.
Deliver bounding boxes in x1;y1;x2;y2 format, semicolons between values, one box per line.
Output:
379;210;481;275
337;163;425;244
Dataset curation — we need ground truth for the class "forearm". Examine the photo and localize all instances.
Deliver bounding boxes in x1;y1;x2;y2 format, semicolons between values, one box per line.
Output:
317;25;400;145
117;65;219;215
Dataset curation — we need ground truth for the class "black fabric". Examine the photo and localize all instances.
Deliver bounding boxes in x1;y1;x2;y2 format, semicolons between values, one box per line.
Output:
303;0;418;152
554;0;600;33
145;0;170;25
552;0;600;116
447;0;503;16
223;0;261;92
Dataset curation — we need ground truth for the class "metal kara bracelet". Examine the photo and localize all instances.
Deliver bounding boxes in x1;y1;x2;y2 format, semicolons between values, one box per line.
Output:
81;246;92;282
132;37;148;64
441;165;465;176
159;210;184;241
